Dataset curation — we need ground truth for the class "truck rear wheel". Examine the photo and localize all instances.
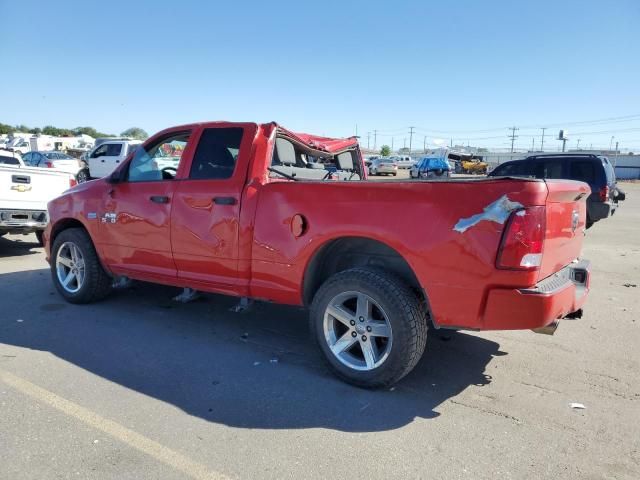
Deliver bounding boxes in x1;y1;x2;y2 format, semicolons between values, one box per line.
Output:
51;228;112;304
310;267;428;388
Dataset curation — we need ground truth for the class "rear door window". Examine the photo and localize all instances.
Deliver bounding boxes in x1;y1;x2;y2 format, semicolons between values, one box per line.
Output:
189;128;244;180
0;155;19;165
493;162;520;175
570;161;596;184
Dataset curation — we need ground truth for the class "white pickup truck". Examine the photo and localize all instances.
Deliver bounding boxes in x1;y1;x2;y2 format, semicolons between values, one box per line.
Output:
0;155;77;243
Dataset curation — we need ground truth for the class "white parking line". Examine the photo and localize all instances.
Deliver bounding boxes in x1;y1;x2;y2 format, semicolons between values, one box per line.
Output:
0;369;230;480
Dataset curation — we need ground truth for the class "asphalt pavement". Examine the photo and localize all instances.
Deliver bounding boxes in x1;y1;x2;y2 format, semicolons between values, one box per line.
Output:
1;181;638;479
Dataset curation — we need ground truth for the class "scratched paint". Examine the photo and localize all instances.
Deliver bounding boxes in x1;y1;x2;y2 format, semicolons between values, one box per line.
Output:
453;194;523;233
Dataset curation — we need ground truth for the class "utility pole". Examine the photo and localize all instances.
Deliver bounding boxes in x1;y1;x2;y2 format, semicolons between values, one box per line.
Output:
367;132;370;150
531;138;535;151
450;138;453;148
508;126;519;153
391;137;394;151
373;130;378;150
614;141;619;166
403;138;407;149
423;136;427;152
576;139;581;150
609;136;615;152
540;127;547;152
408;127;415;155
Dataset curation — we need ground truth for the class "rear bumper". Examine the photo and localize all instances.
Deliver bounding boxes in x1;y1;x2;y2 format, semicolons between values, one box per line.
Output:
589;201;616;222
0;209;48;234
482;260;590;331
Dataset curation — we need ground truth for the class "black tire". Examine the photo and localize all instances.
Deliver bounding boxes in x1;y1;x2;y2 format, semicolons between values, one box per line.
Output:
35;230;44;246
51;228;112;304
392;172;397;176
310;267;428;388
76;168;90;183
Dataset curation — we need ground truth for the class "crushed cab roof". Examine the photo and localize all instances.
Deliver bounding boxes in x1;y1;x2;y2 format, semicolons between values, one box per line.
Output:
275;124;359;154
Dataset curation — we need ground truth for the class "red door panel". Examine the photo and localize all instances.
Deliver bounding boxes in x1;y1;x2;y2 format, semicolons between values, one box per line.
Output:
99;181;176;279
170;123;257;294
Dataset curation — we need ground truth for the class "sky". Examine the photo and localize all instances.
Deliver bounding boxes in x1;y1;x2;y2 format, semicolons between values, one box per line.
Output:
1;0;639;151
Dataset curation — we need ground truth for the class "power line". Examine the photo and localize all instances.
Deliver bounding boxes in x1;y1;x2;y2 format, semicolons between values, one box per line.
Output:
368;113;640;137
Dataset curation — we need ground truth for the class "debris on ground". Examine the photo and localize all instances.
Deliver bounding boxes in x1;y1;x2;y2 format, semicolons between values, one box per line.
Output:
230;297;254;313
569;402;587;410
173;287;201;303
623;283;637;288
112;276;133;289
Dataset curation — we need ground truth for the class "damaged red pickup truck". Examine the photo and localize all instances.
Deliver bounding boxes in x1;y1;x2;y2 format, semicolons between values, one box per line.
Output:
44;121;591;387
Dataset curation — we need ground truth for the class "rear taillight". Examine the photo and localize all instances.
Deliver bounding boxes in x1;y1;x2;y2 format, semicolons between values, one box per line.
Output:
496;206;545;270
599;185;609;202
45;161;54;168
69;178;77;188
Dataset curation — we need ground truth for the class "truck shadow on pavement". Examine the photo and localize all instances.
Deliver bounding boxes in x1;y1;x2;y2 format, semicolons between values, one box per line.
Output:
0;269;506;433
0;236;41;258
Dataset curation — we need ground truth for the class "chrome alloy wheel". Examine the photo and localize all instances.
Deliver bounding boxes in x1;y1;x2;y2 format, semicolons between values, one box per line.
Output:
323;291;393;371
56;241;86;293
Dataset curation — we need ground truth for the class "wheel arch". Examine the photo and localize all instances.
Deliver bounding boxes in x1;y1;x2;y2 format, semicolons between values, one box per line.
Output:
49;217;90;248
302;236;430;316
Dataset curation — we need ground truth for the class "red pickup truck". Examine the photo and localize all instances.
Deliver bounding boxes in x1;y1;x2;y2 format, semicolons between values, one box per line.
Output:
44;121;591;387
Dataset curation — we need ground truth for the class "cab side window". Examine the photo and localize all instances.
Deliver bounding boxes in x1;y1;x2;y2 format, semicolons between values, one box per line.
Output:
128;133;190;182
90;145;109;158
106;144;123;156
189;128;243;180
533;159;563;179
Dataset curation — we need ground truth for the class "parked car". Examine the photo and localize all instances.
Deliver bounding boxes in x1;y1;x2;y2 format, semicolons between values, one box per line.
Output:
1;162;76;244
4;137;31;155
45;121;591;388
363;155;379;167
410;157;451;179
488;153;624;228
369;158;398;176
390;155;415;169
22;151;84;178
85;140;142;179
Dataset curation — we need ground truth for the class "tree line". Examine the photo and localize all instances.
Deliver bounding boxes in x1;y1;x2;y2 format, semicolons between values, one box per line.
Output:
0;123;148;140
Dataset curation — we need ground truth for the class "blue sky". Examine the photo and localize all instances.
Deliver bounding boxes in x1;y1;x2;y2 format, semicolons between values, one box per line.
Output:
2;0;639;151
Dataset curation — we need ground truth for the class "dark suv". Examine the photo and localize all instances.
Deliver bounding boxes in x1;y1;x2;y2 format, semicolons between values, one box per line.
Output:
488;154;624;228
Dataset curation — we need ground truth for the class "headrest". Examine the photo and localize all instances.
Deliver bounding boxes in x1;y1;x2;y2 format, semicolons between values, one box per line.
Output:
275;138;296;166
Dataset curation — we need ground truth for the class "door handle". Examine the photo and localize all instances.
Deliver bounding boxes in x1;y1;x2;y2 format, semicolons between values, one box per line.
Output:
150;195;170;204
213;196;237;205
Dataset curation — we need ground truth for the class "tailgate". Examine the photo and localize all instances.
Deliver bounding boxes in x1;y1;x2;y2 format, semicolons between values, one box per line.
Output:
0;167;73;211
538;180;590;280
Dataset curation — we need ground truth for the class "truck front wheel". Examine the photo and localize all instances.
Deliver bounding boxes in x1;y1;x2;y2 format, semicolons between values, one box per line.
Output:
51;228;112;304
310;267;428;388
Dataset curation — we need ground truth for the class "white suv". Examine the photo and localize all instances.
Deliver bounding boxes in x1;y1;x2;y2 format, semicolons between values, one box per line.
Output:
86;140;142;178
